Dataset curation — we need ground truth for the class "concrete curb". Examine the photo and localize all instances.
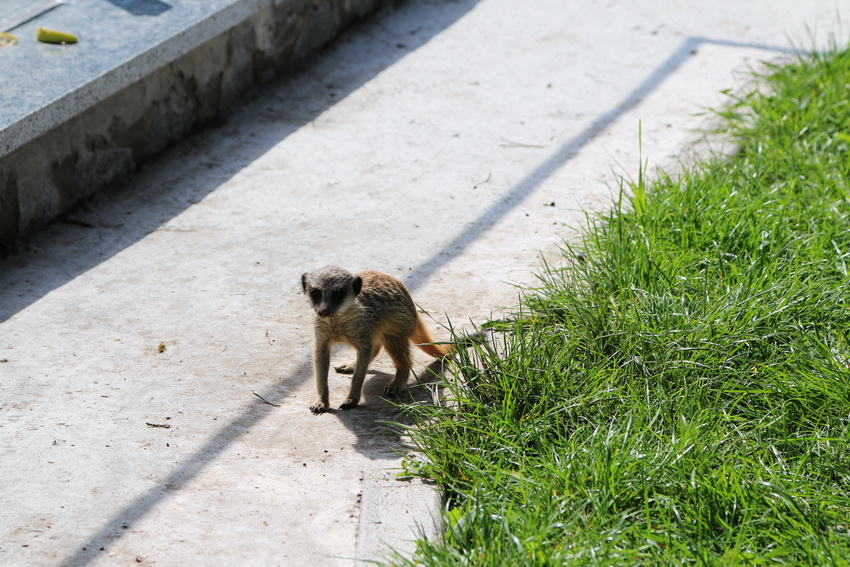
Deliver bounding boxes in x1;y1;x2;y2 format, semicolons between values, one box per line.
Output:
0;0;395;247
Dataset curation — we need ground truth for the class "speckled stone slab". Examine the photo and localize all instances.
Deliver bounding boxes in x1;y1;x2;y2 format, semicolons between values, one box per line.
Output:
0;0;391;244
0;0;264;157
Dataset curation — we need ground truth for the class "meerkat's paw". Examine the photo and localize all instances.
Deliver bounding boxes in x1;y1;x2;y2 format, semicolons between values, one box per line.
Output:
310;400;329;414
383;384;408;397
339;398;360;410
334;362;356;374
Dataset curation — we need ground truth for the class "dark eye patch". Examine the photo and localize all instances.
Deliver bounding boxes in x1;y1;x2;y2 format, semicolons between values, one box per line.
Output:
309;289;322;302
330;289;347;303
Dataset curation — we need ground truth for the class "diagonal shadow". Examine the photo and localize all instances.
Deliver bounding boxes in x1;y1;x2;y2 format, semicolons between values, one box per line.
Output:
48;33;796;566
106;0;172;17
403;35;799;292
0;0;482;323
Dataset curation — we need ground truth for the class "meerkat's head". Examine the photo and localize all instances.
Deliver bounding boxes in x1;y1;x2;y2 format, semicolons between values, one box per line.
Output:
301;265;362;317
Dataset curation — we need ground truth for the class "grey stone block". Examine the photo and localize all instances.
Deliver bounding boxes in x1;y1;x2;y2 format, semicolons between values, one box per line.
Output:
0;0;394;248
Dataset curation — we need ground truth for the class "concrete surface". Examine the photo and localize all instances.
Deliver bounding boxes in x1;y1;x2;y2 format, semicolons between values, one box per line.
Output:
1;0;848;565
0;0;395;245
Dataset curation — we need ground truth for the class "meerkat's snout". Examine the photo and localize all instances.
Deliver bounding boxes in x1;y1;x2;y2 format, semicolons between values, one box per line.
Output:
302;269;362;317
310;288;345;317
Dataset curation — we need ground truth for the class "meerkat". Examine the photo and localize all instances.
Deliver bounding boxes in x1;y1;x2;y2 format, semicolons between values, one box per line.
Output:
301;266;451;414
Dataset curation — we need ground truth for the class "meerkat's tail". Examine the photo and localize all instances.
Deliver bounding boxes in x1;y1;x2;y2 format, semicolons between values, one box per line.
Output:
411;316;453;358
412;316;487;359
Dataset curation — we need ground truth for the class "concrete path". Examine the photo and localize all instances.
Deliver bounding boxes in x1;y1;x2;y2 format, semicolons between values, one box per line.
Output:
1;1;847;565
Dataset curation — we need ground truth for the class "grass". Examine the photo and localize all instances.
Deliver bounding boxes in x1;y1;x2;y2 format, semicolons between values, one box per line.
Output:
392;43;850;565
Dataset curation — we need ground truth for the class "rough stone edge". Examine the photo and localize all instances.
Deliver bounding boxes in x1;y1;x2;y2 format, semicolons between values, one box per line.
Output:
0;0;396;248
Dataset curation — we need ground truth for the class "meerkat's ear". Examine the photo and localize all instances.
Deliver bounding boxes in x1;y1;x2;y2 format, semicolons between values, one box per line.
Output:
352;276;362;296
301;273;308;294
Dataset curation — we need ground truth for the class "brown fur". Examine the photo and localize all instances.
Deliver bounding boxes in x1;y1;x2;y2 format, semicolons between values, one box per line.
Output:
301;266;451;414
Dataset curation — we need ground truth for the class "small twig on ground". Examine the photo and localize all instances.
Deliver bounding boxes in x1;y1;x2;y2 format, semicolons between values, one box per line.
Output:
253;391;281;407
499;138;547;148
473;172;492;188
146;422;171;429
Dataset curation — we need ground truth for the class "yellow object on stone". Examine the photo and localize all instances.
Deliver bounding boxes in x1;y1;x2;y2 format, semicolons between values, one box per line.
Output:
0;32;18;47
36;26;77;44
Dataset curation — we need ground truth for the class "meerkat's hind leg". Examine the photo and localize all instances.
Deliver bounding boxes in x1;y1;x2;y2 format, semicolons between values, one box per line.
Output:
382;336;412;397
335;344;381;374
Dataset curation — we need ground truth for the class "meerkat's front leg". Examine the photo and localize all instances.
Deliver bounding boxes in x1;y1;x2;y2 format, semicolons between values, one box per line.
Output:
310;341;332;414
340;344;373;410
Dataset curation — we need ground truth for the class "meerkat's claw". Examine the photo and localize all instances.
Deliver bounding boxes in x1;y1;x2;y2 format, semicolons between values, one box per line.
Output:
334;362;356;374
339;398;359;410
383;384;406;397
310;401;328;414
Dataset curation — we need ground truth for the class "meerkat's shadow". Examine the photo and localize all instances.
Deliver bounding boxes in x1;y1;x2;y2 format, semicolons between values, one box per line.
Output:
339;357;448;415
329;357;449;460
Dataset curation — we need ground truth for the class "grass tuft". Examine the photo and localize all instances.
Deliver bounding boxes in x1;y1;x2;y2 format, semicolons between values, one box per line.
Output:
394;44;850;565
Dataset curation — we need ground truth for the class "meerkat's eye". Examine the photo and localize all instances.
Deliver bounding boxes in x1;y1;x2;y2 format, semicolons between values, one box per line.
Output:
330;289;347;304
309;289;322;302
